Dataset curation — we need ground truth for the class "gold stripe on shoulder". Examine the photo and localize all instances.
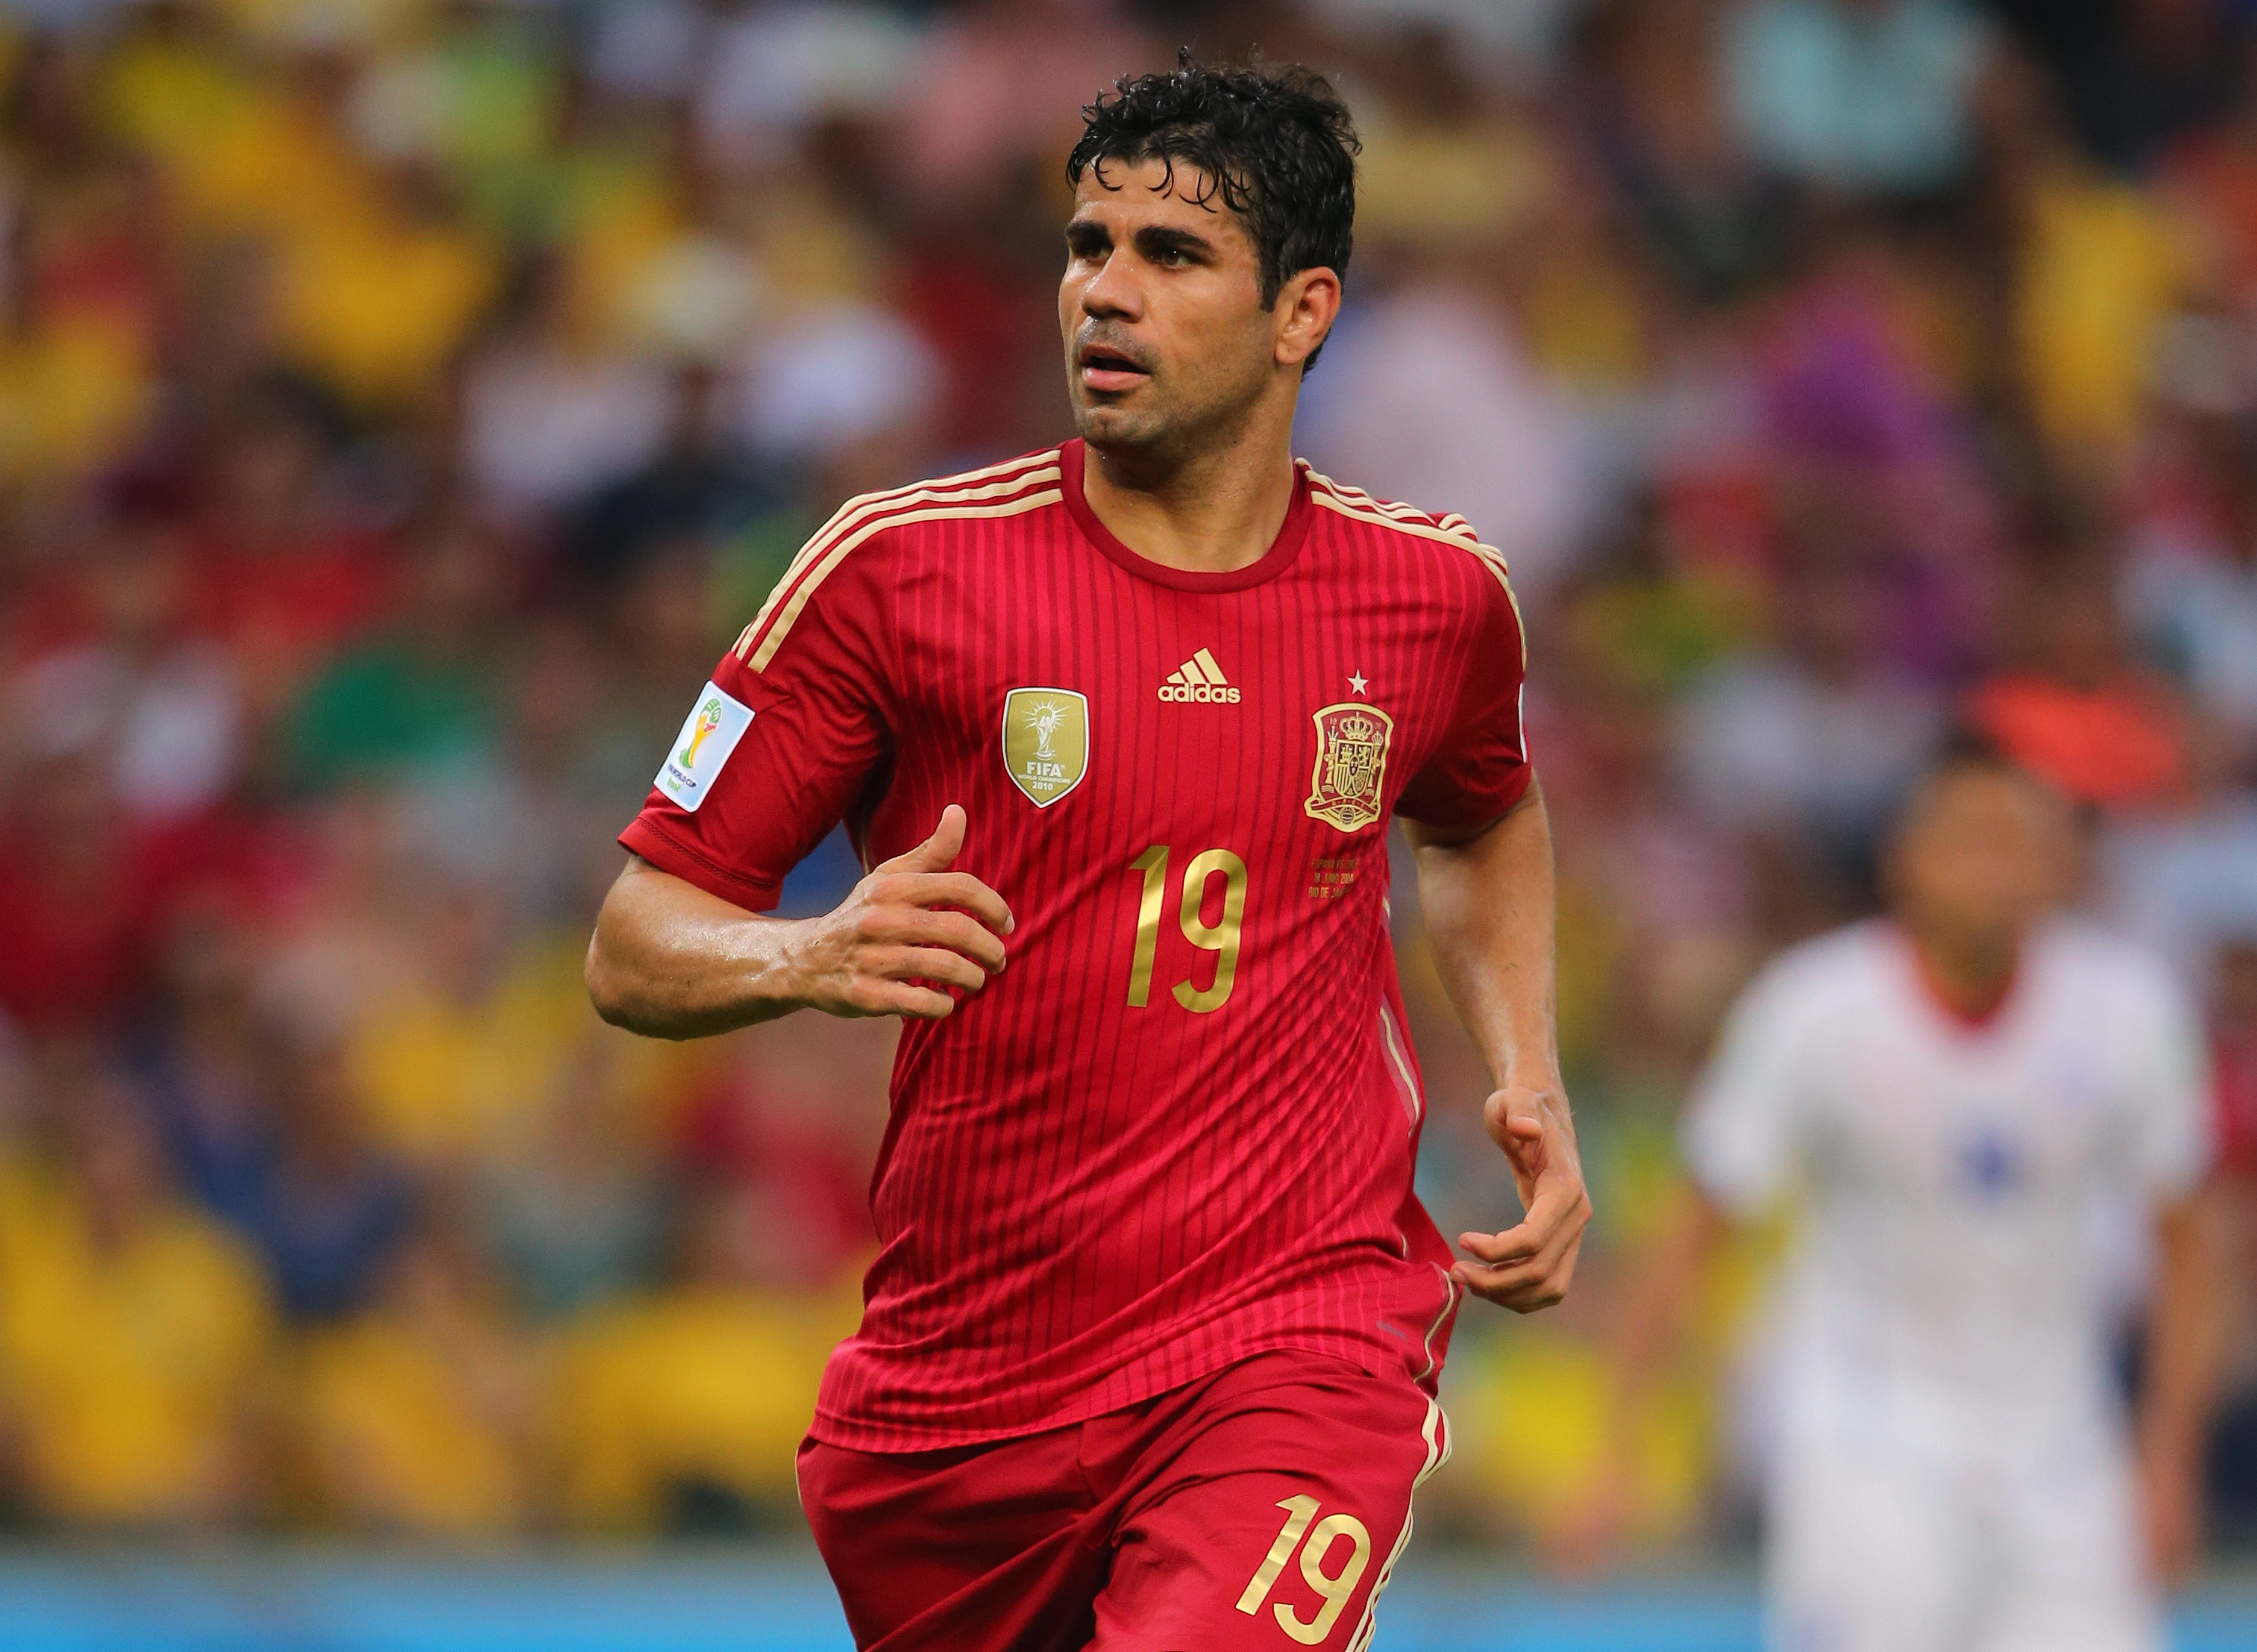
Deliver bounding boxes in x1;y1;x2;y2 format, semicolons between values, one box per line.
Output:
1306;482;1526;663
748;487;1063;672
739;452;1062;651
736;452;1061;659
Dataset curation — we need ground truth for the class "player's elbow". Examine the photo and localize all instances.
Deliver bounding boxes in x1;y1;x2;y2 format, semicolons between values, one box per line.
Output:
585;903;665;1035
583;924;635;1030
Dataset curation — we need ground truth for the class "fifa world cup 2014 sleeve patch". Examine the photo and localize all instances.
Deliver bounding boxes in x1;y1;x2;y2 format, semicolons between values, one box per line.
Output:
655;683;755;812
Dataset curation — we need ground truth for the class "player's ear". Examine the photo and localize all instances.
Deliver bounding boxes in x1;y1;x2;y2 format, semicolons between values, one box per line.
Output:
1274;266;1340;371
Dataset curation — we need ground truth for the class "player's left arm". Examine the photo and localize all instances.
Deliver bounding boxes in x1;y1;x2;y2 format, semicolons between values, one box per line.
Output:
1403;782;1591;1313
2138;1184;2226;1588
2122;958;2226;1588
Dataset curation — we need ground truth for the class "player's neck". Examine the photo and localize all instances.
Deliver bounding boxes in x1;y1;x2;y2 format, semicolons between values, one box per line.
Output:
1904;923;2022;1027
1080;418;1298;576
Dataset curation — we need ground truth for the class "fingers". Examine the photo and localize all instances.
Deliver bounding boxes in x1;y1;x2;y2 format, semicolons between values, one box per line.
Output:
1455;1164;1592;1312
859;907;1008;974
1453;1237;1582;1313
876;804;967;876
845;979;958;1020
880;870;1014;935
1462;1173;1586;1265
877;945;992;996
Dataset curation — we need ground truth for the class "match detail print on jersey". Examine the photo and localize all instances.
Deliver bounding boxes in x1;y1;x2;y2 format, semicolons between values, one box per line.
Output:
654;684;754;813
1002;687;1090;807
1158;648;1242;704
1305;702;1394;832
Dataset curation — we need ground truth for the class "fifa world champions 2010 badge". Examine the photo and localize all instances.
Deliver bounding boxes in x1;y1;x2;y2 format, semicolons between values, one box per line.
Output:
1002;688;1090;807
1305;701;1393;832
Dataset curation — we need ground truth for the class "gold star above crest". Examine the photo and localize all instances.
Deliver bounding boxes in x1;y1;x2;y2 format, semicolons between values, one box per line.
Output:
1348;671;1368;697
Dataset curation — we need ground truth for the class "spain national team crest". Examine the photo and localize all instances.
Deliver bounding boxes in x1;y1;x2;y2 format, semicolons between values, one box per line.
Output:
1305;702;1393;832
1002;688;1089;807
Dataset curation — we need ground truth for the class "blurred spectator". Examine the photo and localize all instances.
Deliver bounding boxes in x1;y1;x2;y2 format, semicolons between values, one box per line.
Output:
0;1052;274;1525
544;1180;860;1535
481;1043;669;1322
1580;0;1798;305
1994;0;2249;175
572;359;780;589
733;300;945;478
1723;0;1997;196
1992;51;2198;461
0;739;202;1035
8;509;243;823
286;1203;531;1535
698;2;920;167
672;1018;883;1297
238;1023;414;1322
2214;936;2257;1184
1299;279;1596;603
179;378;395;711
1968;554;2189;807
2103;713;2257;981
460;254;673;528
2208;935;2257;1538
131;908;277;1224
887;0;1151;202
1677;555;1942;878
342;873;585;1169
2124;412;2257;757
281;508;503;795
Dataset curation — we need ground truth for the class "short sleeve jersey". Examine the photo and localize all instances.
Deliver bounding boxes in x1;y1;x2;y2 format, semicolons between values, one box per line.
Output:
1682;918;2211;1421
621;440;1531;1452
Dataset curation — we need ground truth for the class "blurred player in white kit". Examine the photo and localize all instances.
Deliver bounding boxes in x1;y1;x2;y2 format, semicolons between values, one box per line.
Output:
1563;739;2224;1652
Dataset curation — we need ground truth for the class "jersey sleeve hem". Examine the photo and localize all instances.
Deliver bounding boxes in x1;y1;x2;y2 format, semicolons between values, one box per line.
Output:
1393;761;1534;832
619;815;784;914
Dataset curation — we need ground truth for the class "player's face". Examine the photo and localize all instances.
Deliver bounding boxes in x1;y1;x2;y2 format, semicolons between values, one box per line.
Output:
1060;159;1298;456
1891;770;2074;951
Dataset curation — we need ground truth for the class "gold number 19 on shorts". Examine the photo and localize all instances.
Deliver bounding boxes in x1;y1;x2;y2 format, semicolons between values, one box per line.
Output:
1235;1494;1372;1644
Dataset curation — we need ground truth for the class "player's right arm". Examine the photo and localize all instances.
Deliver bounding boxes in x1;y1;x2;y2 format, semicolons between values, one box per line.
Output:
586;519;1011;1039
586;804;1012;1039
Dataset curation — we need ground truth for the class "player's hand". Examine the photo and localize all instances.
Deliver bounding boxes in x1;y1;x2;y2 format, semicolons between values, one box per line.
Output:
2139;1440;2205;1589
792;804;1013;1020
1453;1077;1591;1313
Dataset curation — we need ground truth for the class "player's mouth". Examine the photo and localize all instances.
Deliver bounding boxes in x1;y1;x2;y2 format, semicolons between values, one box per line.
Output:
1077;338;1152;395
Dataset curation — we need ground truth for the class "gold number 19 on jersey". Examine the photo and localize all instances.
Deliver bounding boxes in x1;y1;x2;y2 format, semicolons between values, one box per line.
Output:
1127;846;1248;1012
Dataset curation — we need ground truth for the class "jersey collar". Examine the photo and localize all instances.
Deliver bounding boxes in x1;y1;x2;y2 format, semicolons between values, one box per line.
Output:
1060;437;1314;593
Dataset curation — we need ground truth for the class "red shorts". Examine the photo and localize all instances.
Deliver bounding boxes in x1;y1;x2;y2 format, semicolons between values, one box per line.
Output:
797;1349;1450;1652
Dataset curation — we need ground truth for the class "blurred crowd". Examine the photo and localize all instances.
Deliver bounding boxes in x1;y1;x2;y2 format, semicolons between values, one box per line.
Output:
2;0;2257;1553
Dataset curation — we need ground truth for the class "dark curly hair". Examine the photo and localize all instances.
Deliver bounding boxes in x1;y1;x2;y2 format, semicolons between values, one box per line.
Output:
1067;57;1359;362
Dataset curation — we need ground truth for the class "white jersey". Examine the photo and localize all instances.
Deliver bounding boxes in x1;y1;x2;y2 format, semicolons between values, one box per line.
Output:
1685;917;2210;1456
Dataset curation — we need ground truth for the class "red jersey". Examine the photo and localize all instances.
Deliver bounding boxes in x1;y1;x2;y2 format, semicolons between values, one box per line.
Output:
620;439;1531;1453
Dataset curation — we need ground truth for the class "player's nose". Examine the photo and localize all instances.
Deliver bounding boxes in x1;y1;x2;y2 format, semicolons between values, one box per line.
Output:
1078;248;1143;320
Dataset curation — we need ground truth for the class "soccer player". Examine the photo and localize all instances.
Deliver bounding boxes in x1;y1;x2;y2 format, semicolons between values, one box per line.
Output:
1556;743;2223;1652
585;61;1589;1652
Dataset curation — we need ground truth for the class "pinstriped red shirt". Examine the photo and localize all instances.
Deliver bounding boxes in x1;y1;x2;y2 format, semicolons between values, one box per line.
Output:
621;439;1531;1452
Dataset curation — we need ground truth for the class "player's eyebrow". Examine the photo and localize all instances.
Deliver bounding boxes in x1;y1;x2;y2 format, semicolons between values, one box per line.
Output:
1131;224;1218;264
1064;215;1111;255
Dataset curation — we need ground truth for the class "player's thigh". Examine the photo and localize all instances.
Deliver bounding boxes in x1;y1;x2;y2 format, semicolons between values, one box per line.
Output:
1984;1455;2161;1652
1766;1443;1967;1652
798;1431;1102;1651
1090;1354;1445;1652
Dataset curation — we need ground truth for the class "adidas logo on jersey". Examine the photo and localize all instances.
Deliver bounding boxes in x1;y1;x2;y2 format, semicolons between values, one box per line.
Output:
1158;649;1241;704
